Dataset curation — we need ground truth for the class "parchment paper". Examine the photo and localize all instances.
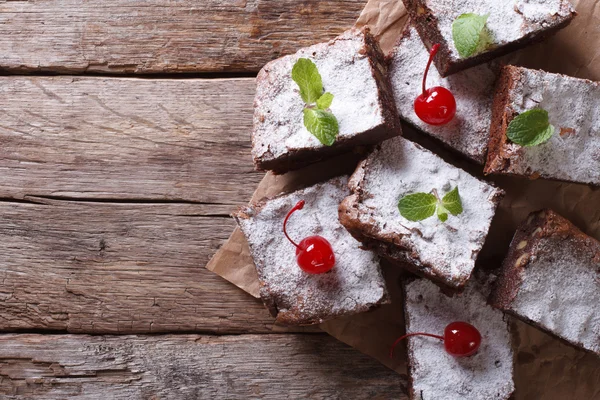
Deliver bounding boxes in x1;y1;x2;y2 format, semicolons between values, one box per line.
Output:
206;0;600;397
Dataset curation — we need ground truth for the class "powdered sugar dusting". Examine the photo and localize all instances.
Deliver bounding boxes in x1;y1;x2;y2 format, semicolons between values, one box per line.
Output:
389;26;498;163
509;236;600;354
236;176;388;325
504;67;600;185
405;277;514;400
425;0;575;61
252;29;385;162
351;137;502;287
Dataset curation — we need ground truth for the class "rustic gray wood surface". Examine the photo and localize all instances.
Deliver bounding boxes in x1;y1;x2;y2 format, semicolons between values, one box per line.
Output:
0;334;407;399
0;0;364;74
0;2;411;397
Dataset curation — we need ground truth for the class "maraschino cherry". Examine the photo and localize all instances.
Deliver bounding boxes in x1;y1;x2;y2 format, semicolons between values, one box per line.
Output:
414;43;456;126
390;321;481;358
283;200;335;274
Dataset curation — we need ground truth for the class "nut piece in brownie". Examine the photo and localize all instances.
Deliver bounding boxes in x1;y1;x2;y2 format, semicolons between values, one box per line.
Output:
389;25;500;164
252;28;401;174
234;176;389;326
402;0;576;77
403;276;514;400
491;209;600;356
485;65;600;186
339;136;504;292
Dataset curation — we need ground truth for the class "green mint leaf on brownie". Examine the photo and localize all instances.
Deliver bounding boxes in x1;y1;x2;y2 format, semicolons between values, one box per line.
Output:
441;187;463;216
506;108;555;147
437;204;449;222
452;13;490;58
316;92;334;110
398;193;438;222
292;58;324;104
303;109;339;146
399;187;463;223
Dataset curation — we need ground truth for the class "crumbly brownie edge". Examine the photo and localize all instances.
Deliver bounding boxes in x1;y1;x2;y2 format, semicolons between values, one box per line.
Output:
402;0;454;77
484;65;521;175
403;0;576;77
253;29;402;175
363;28;403;138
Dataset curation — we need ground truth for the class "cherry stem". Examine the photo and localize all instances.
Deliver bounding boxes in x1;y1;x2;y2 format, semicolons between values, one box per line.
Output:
283;200;305;249
422;44;441;96
431;188;441;202
389;332;444;359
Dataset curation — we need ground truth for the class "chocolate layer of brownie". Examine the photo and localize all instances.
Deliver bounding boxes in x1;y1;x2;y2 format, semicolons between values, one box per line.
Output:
389;25;500;164
491;209;600;356
234;176;389;326
485;65;600;186
403;275;515;399
402;0;576;77
252;28;401;174
338;136;504;292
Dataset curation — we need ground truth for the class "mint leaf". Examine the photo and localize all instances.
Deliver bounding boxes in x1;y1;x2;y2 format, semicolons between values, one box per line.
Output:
452;13;490;58
437;204;449;222
442;187;463;216
303;109;339;146
398;193;438;222
316;92;334;110
506;108;555;147
292;58;323;104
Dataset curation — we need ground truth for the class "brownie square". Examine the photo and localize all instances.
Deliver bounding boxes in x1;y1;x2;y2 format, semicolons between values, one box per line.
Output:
403;0;576;77
491;209;600;356
485;65;600;186
234;176;389;326
252;28;401;174
404;276;515;399
389;25;500;164
339;136;504;291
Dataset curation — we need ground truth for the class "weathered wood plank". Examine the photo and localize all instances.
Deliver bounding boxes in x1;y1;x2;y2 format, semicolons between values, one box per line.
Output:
0;0;365;74
0;76;262;204
0;333;408;399
0;199;314;334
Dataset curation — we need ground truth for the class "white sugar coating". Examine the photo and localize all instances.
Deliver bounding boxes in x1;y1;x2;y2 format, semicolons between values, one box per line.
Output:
509;238;600;354
503;67;600;185
351;137;502;287
405;278;514;400
252;29;385;162
389;26;498;163
424;0;575;61
236;176;388;325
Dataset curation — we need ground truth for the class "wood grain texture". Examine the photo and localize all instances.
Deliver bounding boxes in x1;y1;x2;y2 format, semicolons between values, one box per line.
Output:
0;0;365;74
0;76;262;204
0;333;408;399
0;199;315;334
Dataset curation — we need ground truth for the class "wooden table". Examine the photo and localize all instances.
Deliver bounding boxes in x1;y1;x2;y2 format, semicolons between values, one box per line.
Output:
0;1;406;398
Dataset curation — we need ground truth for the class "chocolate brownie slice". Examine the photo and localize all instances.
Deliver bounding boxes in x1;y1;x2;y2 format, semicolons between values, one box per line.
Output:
403;0;576;77
485;65;600;186
234;176;389;326
491;209;600;356
389;25;500;164
404;276;514;399
339;136;504;291
252;28;401;174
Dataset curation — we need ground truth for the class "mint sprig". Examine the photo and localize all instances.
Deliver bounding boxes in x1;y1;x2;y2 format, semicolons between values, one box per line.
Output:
398;187;463;223
452;13;491;58
292;58;339;146
506;108;555;147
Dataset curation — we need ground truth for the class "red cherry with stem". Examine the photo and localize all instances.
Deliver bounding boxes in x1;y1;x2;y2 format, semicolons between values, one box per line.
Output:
414;43;456;126
283;200;335;274
389;321;481;358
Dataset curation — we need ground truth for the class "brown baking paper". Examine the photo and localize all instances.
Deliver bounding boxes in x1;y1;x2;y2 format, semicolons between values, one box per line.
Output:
206;0;600;397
